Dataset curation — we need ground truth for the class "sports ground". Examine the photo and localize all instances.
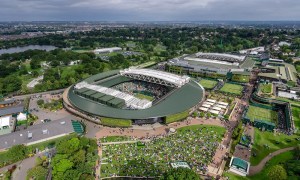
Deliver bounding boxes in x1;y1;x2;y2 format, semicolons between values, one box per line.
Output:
246;105;278;123
220;83;243;95
199;79;218;89
100;125;225;178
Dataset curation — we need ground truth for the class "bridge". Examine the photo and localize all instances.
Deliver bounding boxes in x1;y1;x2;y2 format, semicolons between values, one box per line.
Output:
119;68;190;88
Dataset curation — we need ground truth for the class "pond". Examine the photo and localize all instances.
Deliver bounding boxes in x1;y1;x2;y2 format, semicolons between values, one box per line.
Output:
0;45;57;55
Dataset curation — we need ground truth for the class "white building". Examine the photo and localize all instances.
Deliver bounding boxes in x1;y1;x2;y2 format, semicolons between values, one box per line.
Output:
94;47;122;54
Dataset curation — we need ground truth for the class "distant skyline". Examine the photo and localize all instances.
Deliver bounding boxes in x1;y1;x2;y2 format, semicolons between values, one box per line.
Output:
1;0;300;21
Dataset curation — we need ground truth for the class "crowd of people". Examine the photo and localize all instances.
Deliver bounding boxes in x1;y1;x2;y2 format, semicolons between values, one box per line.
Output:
113;80;170;101
100;125;225;178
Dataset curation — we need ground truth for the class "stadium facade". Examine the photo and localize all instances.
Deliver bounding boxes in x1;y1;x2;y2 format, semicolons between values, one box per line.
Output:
166;52;255;80
63;68;204;125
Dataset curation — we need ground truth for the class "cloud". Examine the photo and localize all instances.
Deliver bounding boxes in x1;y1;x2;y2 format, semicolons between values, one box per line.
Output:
0;0;299;21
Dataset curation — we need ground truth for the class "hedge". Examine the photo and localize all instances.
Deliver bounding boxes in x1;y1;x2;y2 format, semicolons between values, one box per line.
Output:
165;110;189;124
101;118;132;127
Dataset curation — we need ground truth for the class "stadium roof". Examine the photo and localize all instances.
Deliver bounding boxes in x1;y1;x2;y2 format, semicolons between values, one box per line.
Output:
120;68;190;88
195;52;246;62
75;81;152;109
66;71;204;119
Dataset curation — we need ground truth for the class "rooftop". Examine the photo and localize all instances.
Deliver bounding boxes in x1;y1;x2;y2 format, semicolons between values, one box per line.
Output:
0;119;74;150
0;104;24;117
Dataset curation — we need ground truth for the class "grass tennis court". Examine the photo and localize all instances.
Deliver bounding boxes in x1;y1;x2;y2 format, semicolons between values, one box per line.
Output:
220;83;243;95
260;83;272;94
135;93;154;101
199;79;218;89
246;105;278;123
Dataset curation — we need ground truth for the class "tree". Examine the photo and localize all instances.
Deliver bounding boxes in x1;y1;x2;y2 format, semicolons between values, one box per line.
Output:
7;145;27;162
160;168;200;180
37;99;44;107
26;166;48;180
267;165;287;180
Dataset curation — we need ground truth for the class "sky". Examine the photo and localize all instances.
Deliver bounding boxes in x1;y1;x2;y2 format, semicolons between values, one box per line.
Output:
1;0;300;21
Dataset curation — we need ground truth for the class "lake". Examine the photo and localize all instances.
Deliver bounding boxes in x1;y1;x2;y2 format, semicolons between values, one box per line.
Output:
0;45;57;55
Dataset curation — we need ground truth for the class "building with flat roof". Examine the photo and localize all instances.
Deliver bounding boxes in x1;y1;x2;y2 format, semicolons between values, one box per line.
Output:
258;62;297;84
0;119;76;151
94;47;122;54
229;156;250;176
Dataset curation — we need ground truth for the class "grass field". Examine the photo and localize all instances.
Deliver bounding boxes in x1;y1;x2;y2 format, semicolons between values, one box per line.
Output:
135;93;154;101
246;105;278;123
101;118;132;127
250;128;300;165
165;111;189;124
260;83;272;94
224;151;294;180
220;83;243;95
199;79;218;89
232;74;250;83
101;125;226;178
291;106;300;130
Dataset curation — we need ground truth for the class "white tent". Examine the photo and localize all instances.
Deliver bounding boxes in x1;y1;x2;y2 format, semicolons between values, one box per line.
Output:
199;107;208;112
216;104;227;109
212;106;222;111
17;113;27;121
204;102;214;106
202;104;211;108
218;101;228;106
206;99;217;103
0;116;11;127
209;110;220;115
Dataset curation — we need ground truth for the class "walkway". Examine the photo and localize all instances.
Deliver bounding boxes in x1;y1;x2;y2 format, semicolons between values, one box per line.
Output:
249;147;295;175
96;118;225;139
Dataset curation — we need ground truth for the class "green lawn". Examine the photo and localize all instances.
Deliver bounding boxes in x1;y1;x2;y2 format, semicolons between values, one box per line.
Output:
101;125;226;178
292;106;300;130
165;111;189;124
134;93;154;101
232;74;250;83
100;136;132;143
224;151;294;180
260;83;272;94
199;79;218;89
246;105;278;123
101;118;132;127
276;97;300;107
251;128;300;165
220;83;243;95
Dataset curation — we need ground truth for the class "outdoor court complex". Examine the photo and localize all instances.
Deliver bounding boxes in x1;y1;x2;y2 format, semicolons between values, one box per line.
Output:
63;68;204;125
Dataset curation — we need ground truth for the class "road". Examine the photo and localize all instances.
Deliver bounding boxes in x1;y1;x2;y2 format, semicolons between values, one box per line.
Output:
6;88;66;100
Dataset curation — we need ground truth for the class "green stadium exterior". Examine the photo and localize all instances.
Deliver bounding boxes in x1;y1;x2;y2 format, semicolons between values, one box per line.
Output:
63;70;205;125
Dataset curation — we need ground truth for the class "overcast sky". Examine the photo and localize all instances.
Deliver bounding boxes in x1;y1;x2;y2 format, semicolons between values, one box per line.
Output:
1;0;300;21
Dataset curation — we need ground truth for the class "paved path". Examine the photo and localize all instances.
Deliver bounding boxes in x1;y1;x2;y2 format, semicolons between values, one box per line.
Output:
96;118;224;139
249;147;295;175
6;88;66;100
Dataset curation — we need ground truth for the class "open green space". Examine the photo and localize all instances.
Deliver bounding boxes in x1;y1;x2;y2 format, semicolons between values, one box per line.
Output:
101;118;132;127
220;83;243;95
291;106;300;130
276;97;300;107
231;74;250;83
165;110;189;124
100;136;132;143
246;105;278;123
199;79;218;89
135;93;154;101
250;128;300;165
101;125;226;178
260;83;272;94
